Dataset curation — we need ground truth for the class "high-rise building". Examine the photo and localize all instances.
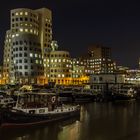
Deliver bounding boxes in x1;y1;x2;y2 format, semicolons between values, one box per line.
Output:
3;8;52;84
79;44;116;75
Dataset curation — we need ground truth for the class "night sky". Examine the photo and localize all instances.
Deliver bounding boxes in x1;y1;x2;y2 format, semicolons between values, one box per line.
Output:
0;0;140;68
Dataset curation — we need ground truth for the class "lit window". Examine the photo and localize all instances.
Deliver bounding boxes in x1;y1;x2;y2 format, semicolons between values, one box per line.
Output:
55;59;57;62
20;12;23;15
16;34;19;36
12;35;15;38
62;74;65;78
58;59;61;62
15;12;19;16
58;74;61;78
19;28;23;32
25;29;28;32
35;54;38;57
36;60;38;64
30;29;33;33
30;53;33;57
25;12;28;15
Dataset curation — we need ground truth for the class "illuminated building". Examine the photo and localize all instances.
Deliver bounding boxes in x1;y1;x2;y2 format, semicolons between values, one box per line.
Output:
44;50;72;85
116;66;129;74
125;69;140;85
71;58;89;84
79;44;116;75
3;8;52;84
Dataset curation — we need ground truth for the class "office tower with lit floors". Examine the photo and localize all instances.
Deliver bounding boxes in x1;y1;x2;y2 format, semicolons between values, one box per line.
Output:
79;44;116;75
3;8;52;84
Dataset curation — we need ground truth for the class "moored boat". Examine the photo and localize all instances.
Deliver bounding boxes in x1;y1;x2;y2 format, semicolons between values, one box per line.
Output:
0;91;16;108
0;92;80;128
72;88;96;103
112;85;136;101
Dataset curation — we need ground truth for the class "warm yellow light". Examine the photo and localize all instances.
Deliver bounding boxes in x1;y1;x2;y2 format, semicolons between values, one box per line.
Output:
20;12;23;15
25;12;28;15
19;28;23;32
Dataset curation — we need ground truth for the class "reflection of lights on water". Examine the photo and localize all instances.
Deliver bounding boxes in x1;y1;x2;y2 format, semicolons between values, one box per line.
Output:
58;120;81;140
80;106;89;122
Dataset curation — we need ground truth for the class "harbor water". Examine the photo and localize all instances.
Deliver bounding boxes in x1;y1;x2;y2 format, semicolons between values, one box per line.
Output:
1;101;140;140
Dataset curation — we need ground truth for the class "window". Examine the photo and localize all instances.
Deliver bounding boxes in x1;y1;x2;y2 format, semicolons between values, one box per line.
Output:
24;53;27;57
30;59;33;63
19;66;22;69
24;59;28;63
24;47;27;50
19;53;22;57
25;12;28;15
20;17;23;21
19;59;22;63
25;72;28;76
25;29;28;32
19;41;23;45
24;65;28;69
99;77;103;81
30;53;33;57
19;28;23;32
16;41;18;45
25;17;28;21
15;12;19;16
20;12;23;15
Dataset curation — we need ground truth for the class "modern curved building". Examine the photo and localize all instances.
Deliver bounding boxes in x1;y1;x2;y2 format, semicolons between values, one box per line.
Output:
3;8;52;84
12;34;44;84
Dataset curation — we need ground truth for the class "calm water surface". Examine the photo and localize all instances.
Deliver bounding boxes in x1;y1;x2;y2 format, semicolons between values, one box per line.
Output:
1;101;140;140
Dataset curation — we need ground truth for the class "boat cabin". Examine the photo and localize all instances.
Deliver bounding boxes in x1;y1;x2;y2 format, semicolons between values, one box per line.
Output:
15;92;58;111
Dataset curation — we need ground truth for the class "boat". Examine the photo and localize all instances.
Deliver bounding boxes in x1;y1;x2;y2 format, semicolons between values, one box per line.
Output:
57;87;74;103
0;92;80;128
0;92;16;108
112;85;137;101
72;88;96;103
